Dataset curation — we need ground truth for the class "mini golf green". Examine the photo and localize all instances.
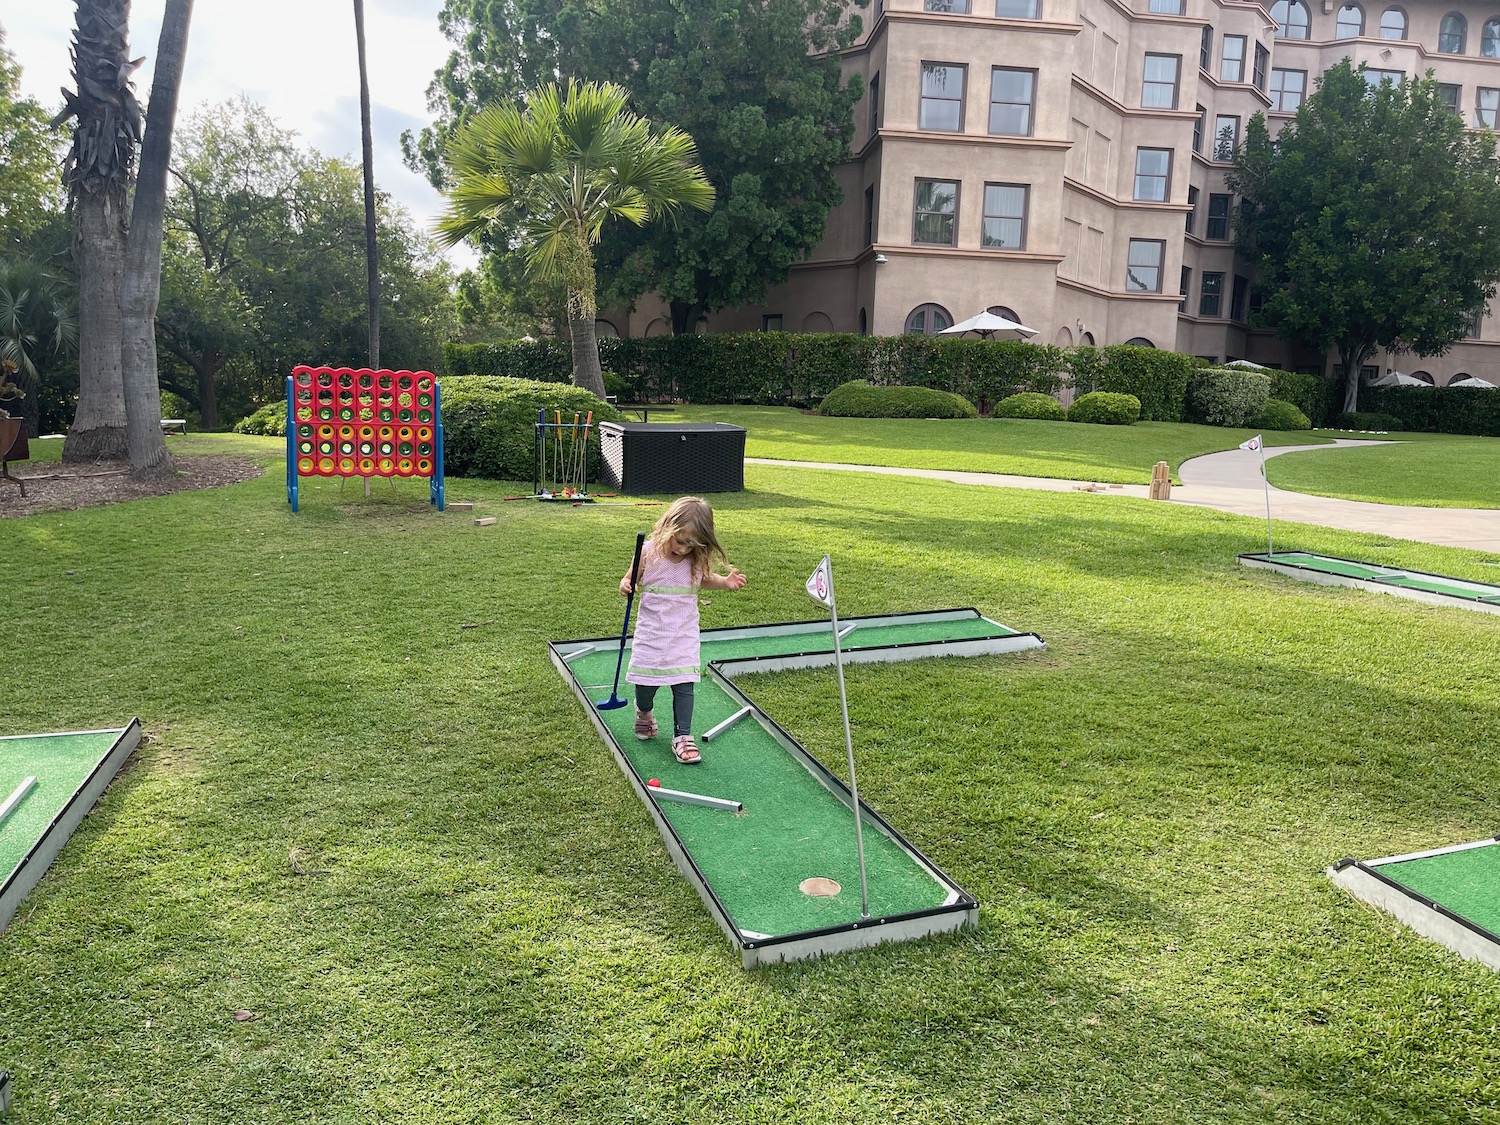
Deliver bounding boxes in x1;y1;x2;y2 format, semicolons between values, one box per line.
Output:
552;609;1044;966
1330;839;1500;971
1;722;141;933
1240;551;1500;615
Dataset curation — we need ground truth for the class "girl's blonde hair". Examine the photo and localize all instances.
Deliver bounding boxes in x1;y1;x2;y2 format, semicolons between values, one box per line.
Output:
650;496;726;581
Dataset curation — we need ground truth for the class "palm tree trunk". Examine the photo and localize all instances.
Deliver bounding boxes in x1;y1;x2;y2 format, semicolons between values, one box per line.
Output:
121;0;193;480
353;0;380;368
569;312;606;399
64;191;129;461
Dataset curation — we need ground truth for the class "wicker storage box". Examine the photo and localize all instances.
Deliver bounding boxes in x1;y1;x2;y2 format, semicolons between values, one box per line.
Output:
599;422;746;494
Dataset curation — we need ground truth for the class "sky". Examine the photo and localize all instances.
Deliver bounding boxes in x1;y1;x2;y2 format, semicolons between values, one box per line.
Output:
2;0;478;268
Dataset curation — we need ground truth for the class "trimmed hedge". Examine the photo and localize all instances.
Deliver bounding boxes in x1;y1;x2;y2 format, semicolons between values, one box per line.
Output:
1250;399;1311;431
994;392;1067;420
1067;345;1193;422
1269;370;1338;428
1185;368;1272;427
818;381;978;419
1359;384;1500;435
1333;410;1403;432
1068;391;1141;425
438;376;622;481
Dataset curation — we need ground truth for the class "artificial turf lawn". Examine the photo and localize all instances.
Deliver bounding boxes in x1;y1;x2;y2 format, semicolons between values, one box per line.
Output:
1377;843;1500;935
1259;552;1500;602
561;614;1021;940
0;730;128;883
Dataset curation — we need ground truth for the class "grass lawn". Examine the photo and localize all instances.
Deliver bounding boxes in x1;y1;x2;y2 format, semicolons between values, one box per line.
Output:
3;434;1500;1123
1264;433;1500;510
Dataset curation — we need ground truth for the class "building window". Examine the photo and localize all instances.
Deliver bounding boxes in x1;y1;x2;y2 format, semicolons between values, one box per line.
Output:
1438;83;1462;114
1133;148;1172;201
1470;308;1486;337
989;68;1036;136
1149;0;1184;11
920;63;966;131
1193;106;1206;153
905;304;953;334
863;185;876;246
981;183;1028;249
762;315;784;331
1180;266;1192;311
913;179;959;245
1200;26;1213;70
1186;185;1199;233
1366;68;1403;86
1336;3;1365;36
996;0;1041;17
1253;42;1269;90
1206;193;1231;239
1231;275;1248;321
858;308;868;335
1220;36;1246;83
1270;68;1307;111
1125;337;1155;347
1380;8;1407;38
1477;88;1499;128
1125;239;1165;292
1272;0;1310;38
868;73;881;133
1199;272;1224;316
1484;18;1500;57
925;0;970;10
1214;115;1239;161
1440;13;1466;53
1142;54;1181;109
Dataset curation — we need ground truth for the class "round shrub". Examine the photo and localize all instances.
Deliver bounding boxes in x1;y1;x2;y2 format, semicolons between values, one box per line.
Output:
817;380;978;419
1250;399;1311;431
1068;391;1141;425
994;392;1066;421
233;400;287;437
1185;368;1271;426
440;376;622;481
1332;411;1403;432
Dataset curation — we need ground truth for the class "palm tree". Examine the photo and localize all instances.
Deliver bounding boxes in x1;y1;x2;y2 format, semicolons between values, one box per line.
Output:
438;80;714;398
53;0;142;461
353;0;380;368
0;259;78;438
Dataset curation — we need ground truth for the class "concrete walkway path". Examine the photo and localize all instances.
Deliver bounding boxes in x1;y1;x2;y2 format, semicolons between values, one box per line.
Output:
746;441;1500;554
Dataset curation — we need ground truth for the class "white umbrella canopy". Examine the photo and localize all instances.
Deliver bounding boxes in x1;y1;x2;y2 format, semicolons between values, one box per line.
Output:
1223;359;1269;369
1369;371;1431;387
1448;376;1498;388
939;310;1038;340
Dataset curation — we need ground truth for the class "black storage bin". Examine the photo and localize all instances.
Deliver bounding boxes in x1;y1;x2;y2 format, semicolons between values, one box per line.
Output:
599;422;746;494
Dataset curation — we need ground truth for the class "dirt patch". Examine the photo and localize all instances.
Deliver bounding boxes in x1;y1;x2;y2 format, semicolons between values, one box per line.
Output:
0;454;266;518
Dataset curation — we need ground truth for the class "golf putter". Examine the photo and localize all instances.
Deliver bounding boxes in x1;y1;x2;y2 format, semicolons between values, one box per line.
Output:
598;531;646;710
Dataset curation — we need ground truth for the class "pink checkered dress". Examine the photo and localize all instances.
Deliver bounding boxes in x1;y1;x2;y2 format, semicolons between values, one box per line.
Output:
626;545;701;686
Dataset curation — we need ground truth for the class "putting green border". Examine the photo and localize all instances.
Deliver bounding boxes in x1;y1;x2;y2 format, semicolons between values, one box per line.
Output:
1239;551;1500;616
551;609;1044;967
1329;840;1500;971
1;720;142;934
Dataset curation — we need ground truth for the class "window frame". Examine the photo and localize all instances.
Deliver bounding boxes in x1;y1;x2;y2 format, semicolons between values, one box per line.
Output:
995;0;1041;17
868;72;881;134
1125;238;1166;293
1220;35;1246;83
988;67;1037;137
919;62;967;132
981;182;1029;250
1142;53;1182;109
905;304;954;335
1336;3;1365;37
1200;26;1213;70
1253;42;1269;90
1477;87;1499;128
1484;17;1500;57
1206;193;1231;240
1439;12;1466;53
1379;7;1407;39
924;0;970;10
1272;0;1311;39
1213;114;1240;161
1270;67;1308;111
1199;271;1225;317
1133;147;1173;202
912;178;960;246
1186;184;1199;234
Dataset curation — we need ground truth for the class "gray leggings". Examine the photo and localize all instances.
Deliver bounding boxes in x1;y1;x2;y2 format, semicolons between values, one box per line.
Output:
635;683;694;738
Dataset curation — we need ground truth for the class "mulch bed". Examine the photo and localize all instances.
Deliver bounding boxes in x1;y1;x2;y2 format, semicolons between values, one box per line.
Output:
0;455;266;518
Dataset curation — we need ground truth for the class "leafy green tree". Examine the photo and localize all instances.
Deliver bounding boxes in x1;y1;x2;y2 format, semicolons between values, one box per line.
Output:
0;29;65;250
1231;62;1500;413
437;79;714;398
0;258;77;437
408;0;863;334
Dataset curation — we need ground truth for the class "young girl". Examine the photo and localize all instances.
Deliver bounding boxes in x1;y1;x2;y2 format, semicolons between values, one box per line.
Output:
620;496;747;765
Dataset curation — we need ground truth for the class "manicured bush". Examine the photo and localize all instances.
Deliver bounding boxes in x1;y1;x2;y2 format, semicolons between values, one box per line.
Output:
1251;399;1311;431
438;376;622;481
1332;410;1403;432
233;400;287;437
1268;370;1338;428
817;380;978;419
994;392;1066;421
1359;384;1500;436
1185;368;1272;427
1068;391;1140;425
1066;345;1193;421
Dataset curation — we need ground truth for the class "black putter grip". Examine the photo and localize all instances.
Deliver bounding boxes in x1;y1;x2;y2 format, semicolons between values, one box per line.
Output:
625;531;646;594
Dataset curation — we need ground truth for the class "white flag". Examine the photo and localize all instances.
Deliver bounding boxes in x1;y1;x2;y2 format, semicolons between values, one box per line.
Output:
1239;434;1262;452
805;555;834;609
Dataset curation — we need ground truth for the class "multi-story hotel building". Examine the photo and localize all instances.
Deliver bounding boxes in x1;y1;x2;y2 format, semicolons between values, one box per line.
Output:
607;0;1500;387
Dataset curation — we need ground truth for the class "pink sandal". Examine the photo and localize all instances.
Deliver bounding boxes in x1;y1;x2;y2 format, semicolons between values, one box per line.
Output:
634;711;657;740
671;735;701;765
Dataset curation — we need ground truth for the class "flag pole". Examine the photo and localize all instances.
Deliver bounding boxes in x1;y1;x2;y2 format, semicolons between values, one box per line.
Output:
814;556;869;918
1258;439;1274;556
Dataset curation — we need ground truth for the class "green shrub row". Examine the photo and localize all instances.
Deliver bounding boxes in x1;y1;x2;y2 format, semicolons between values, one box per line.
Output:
233;400;288;437
1268;371;1340;428
1068;391;1141;425
1333;410;1404;431
438;376;622;482
1069;346;1193;421
1358;385;1500;435
818;381;979;419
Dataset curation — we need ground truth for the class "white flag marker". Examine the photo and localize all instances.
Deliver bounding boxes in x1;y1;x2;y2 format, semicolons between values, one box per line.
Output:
804;554;869;918
1239;434;1262;452
1241;434;1274;555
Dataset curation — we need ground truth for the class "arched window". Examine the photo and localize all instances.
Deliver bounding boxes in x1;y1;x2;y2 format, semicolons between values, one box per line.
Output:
1439;12;1466;52
1411;370;1434;384
1337;3;1365;36
594;319;619;339
1482;17;1500;56
1379;7;1407;37
1125;337;1156;347
644;318;672;337
905;304;953;335
1271;0;1311;38
1080;332;1096;346
987;305;1021;321
801;311;834;333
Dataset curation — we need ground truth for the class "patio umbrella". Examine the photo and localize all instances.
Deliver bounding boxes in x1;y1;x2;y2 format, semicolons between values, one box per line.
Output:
1369;371;1431;387
939;310;1038;340
1223;359;1269;369
1448;376;1498;388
